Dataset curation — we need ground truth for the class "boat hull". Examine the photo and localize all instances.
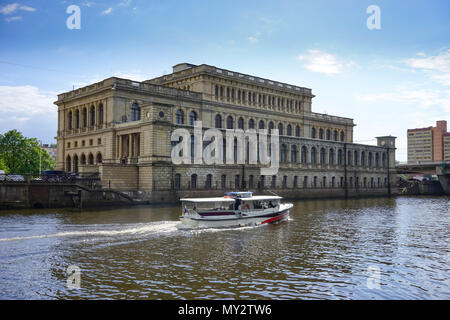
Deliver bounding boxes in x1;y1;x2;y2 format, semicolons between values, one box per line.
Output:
177;203;292;230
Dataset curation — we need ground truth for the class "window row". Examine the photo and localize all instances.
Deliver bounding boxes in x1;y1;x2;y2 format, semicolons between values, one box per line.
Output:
174;174;388;190
311;127;345;142
67;138;102;149
68;104;105;130
214;85;302;113
66;153;103;172
174;136;388;168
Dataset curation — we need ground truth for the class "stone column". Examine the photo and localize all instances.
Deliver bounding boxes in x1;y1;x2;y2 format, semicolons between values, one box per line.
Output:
118;135;122;158
129;134;133;157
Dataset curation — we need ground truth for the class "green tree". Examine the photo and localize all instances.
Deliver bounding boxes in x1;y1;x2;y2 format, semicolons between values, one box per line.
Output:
0;130;55;176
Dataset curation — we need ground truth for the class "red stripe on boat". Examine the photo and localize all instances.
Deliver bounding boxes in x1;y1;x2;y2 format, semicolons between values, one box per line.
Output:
262;211;289;224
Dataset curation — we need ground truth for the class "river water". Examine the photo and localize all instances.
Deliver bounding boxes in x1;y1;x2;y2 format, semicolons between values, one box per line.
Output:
0;196;448;300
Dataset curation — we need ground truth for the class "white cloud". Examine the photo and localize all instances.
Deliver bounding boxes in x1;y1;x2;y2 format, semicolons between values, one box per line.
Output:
0;3;36;15
0;85;56;116
355;88;450;112
0;3;19;15
19;5;35;12
298;50;355;75
5;15;21;22
248;32;261;44
119;0;132;7
404;50;450;86
101;7;113;15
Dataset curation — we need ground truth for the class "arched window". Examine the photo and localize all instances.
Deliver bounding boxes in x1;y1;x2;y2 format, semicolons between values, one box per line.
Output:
81;154;86;165
189;111;197;126
174;174;181;190
287;124;292;136
215;85;219;97
319;128;324;139
68;111;73;130
295;125;300;137
191;174;197;189
337;149;343;165
73;155;79;173
96;153;102;164
301;146;308;163
333;130;338;141
215;114;222;128
382;153;387;168
269;121;274;134
259;120;265;130
311;127;316;139
88;153;94;165
354;150;358;166
361;151;366;167
375;153;380;167
320;148;326;164
340;131;345;142
176;109;184;125
368;152;373;167
75;110;80;128
248;175;254;188
291;145;297;163
238;117;244;129
66;155;72;172
82;108;87;127
131;103;140;121
221;174;226;189
311;147;317;164
98;104;104;124
90;106;95;126
326;129;331;140
347;150;352;165
329;148;335;165
227;116;234;129
280;144;287;163
278;123;283;135
205;174;212;189
248;119;255;129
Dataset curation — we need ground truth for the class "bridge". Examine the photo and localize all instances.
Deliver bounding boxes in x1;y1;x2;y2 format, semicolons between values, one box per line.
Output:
396;161;450;194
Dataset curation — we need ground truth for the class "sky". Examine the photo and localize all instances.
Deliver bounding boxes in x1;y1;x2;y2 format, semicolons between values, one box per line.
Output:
0;0;449;161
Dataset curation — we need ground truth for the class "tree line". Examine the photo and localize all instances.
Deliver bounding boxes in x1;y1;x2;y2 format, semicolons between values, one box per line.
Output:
0;130;55;176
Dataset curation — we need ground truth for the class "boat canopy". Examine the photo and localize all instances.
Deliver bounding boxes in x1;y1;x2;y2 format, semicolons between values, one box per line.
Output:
180;197;235;203
240;195;282;201
180;195;282;203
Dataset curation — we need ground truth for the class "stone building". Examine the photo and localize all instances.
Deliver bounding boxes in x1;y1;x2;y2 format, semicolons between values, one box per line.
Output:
54;63;396;202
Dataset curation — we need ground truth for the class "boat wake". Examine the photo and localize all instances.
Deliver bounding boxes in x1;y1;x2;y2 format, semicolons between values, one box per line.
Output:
0;216;290;243
0;221;181;243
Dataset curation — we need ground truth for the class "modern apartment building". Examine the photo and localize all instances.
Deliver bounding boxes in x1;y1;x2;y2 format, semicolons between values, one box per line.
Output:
407;120;448;163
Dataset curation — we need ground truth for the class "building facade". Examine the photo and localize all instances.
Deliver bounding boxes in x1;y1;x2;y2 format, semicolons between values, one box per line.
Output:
407;120;448;163
54;63;396;202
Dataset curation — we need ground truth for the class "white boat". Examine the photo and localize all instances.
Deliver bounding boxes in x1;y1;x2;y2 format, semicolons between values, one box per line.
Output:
178;191;293;230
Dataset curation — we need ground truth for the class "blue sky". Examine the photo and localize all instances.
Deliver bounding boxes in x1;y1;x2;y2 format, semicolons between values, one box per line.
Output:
0;0;449;161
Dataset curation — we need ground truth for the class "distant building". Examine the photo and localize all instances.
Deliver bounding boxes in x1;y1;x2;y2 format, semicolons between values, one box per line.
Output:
407;120;448;162
42;144;57;160
444;133;450;161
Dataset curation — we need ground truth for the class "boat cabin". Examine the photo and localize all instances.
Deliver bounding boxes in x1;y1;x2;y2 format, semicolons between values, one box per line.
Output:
180;193;282;214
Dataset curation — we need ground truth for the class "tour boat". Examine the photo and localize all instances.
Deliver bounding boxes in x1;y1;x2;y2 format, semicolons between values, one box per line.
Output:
178;191;293;229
